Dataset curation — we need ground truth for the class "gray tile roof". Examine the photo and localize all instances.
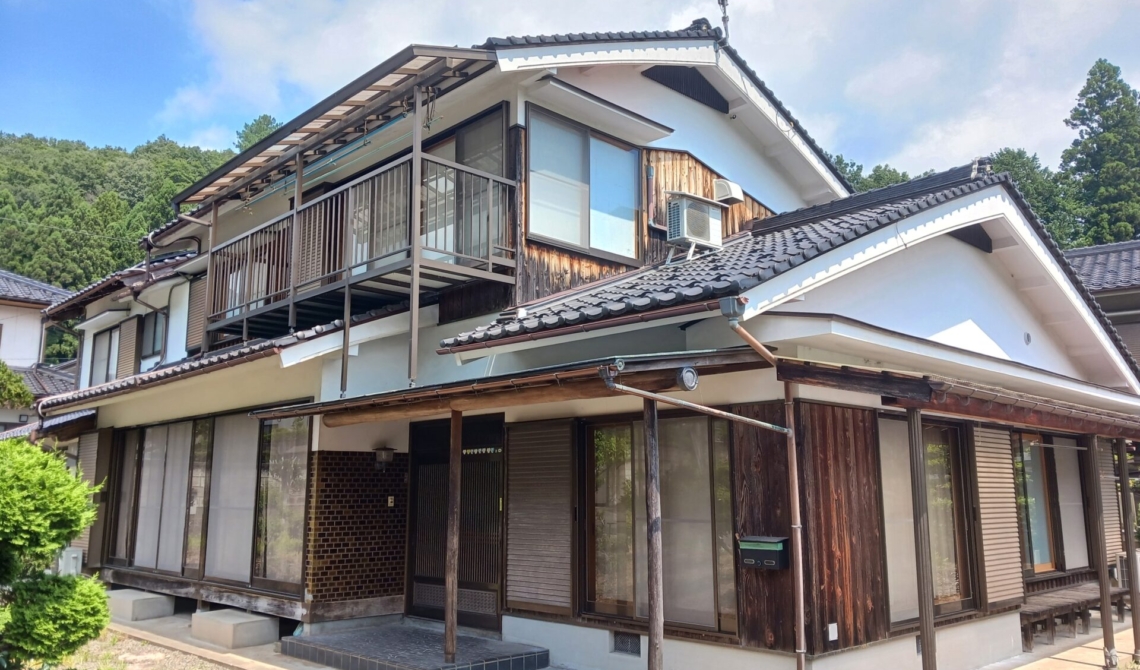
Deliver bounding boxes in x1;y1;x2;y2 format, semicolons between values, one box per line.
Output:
0;269;71;305
0;409;96;442
44;251;197;317
480;19;854;194
1065;240;1140;292
14;364;75;398
438;161;1140;383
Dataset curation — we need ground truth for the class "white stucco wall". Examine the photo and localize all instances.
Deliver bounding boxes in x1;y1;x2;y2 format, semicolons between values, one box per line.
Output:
778;234;1084;379
0;304;43;368
555;66;808;213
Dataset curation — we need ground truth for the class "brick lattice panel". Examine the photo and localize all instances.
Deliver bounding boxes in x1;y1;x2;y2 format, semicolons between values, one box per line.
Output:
306;451;409;602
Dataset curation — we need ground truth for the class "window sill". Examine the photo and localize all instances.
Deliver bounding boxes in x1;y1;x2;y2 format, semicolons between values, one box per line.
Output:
527;233;641;268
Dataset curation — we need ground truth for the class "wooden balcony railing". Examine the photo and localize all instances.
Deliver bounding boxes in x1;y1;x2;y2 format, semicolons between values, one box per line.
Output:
207;155;516;326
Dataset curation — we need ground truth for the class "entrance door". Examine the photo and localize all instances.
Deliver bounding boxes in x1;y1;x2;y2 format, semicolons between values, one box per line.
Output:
407;414;504;630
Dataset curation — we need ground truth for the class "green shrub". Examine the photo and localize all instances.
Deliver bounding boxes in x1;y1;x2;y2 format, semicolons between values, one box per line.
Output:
0;438;107;667
2;575;109;664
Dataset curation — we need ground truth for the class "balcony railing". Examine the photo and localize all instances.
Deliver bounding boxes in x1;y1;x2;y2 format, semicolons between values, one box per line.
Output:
208;155;516;326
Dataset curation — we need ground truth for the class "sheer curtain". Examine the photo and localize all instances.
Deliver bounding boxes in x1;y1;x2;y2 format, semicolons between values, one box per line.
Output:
132;425;168;569
156;422;193;572
113;430;140;560
205;413;261;582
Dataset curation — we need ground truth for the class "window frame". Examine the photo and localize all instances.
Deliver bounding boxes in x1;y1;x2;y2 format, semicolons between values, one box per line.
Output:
89;323;120;386
1012;432;1087;579
103;399;312;597
250;416;313;596
140;311;166;359
525;103;643;266
580;409;738;635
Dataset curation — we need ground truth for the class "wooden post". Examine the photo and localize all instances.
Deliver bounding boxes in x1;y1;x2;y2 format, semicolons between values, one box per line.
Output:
408;86;424;384
201;201;219;354
642;398;664;670
785;383;807;670
1115;438;1140;663
907;408;937;670
1085;435;1119;669
288;155;305;331
444;409;462;663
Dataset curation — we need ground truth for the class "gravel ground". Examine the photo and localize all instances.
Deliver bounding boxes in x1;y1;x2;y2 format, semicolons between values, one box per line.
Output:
62;630;225;670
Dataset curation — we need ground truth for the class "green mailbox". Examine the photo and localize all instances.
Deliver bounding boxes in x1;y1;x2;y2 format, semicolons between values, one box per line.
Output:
738;536;789;569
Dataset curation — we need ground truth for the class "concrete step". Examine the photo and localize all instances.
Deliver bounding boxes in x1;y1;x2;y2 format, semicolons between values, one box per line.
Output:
107;589;175;622
191;609;279;649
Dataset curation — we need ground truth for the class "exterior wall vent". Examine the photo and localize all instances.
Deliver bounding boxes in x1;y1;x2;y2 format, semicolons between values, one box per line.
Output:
612;631;641;656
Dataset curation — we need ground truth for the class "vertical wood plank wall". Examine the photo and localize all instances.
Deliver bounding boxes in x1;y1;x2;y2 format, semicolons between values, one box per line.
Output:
971;426;1025;606
730;401;795;651
185;278;207;351
643;149;774;238
72;431;101;552
505;420;574;614
796;401;888;654
1098;439;1123;559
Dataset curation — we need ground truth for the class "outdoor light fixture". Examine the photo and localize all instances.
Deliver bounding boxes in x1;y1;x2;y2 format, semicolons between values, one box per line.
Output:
18;414;28;423
373;445;395;470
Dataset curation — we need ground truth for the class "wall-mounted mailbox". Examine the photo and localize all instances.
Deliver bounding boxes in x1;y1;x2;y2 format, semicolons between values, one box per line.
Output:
738;536;789;569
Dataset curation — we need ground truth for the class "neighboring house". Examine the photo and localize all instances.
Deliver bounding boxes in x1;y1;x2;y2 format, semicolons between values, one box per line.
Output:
0;268;73;430
36;22;1140;670
1067;240;1140;357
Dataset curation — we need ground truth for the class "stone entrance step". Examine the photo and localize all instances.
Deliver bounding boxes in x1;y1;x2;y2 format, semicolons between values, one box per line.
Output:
281;623;549;670
192;609;279;649
107;589;175;622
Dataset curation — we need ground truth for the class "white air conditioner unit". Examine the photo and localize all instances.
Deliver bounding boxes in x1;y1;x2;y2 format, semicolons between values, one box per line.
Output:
666;191;724;250
58;547;83;576
713;179;744;205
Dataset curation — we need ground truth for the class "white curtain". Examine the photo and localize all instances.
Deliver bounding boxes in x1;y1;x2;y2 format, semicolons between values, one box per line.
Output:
205;413;261;582
132;425;168;569
879;417;919;622
156;422;193;572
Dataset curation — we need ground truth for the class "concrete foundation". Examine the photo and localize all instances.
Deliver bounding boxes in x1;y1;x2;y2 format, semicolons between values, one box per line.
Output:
191;609;279;649
107;589;175;622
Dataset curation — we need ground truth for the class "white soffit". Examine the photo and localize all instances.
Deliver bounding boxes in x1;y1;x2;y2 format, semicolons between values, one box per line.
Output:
76;309;131;332
527;77;673;144
278;306;439;368
735;184;1140;393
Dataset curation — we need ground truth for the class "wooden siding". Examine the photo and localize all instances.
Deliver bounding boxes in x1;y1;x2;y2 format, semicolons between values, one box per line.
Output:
730;401;795;651
71;431;100;552
797;401;888;653
971;426;1024;605
644;149;773;238
517;242;632;305
1097;438;1123;559
185;277;206;351
115;316;139;379
505;420;574;614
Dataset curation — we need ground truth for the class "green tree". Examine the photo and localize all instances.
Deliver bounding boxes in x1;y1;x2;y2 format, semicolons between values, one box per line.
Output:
990;148;1082;248
0;438;108;666
235;114;283;152
0;361;33;408
828;153;921;192
1062;59;1140;244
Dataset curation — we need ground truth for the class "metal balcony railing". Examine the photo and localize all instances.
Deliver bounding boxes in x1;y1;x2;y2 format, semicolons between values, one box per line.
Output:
207;155;516;325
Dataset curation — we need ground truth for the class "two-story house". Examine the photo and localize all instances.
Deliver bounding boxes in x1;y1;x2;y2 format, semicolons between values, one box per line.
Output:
36;21;1140;670
0;268;73;431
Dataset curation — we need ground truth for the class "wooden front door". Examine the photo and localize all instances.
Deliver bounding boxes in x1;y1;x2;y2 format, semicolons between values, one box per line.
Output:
407;415;504;630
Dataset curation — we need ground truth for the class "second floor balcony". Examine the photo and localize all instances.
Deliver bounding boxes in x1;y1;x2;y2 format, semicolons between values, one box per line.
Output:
207;153;516;342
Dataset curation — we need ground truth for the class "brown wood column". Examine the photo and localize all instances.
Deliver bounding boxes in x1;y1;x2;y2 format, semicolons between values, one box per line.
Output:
201;201;218;354
1085;435;1119;669
1116;438;1140;663
642;398;664;670
907;408;937;670
408;85;424;384
444;409;462;663
784;383;807;670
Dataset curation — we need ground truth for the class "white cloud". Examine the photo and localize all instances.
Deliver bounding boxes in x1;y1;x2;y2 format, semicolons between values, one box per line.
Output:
181;125;232;151
844;49;945;112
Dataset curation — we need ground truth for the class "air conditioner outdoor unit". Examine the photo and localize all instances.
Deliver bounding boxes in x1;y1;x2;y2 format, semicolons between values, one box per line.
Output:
666;191;724;250
58;547;83;576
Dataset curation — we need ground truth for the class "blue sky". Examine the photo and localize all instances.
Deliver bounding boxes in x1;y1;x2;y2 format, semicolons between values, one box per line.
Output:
2;0;1139;173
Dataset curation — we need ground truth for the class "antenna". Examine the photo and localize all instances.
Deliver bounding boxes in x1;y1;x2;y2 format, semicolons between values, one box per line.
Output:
717;0;730;44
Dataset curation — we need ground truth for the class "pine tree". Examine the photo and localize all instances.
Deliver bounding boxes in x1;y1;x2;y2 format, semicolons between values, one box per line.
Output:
1062;59;1140;244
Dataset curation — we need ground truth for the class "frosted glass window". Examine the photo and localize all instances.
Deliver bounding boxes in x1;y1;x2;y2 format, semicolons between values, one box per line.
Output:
132;425;168;569
205;413;261;582
112;430;140;560
1022;443;1055;571
253;417;310;585
529;112;589;247
156;422;193;572
589;137;639;259
879;418;919;623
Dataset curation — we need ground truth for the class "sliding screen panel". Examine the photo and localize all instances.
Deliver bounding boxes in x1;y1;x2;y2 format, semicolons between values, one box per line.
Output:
156;421;193;572
204;413;261;583
132;425;169;569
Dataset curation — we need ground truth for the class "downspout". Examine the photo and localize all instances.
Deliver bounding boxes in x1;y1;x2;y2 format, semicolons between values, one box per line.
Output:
720;296;807;670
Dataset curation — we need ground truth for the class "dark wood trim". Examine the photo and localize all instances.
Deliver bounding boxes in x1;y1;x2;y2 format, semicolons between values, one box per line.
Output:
907;408;937;670
1082;435;1117;661
777;360;933;401
964;422;990;612
103;566;303;619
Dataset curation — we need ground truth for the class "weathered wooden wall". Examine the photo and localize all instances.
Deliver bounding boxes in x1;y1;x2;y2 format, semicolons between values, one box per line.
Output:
644;149;773;238
797;401;889;653
730;401;796;651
